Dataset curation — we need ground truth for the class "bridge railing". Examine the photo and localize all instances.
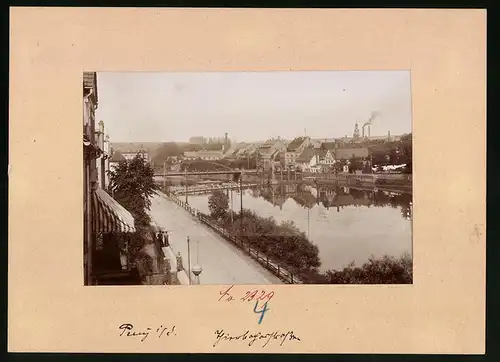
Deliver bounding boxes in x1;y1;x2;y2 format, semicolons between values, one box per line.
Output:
164;192;303;284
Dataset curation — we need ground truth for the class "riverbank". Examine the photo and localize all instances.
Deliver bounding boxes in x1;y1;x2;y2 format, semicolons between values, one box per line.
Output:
151;192;283;284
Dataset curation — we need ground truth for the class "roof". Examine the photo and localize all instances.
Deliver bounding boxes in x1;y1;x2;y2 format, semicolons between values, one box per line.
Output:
109;150;126;162
286;137;308;151
335;147;369;160
224;143;247;158
296;148;316;163
315;149;328;160
262;139;277;146
321;142;336;150
261;138;284;148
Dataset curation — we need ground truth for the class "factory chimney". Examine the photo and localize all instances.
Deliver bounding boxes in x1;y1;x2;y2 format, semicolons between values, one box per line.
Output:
224;132;228;150
362;111;379;139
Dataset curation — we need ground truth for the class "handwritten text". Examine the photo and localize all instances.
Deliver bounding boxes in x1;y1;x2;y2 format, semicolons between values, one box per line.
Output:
219;285;275;303
213;329;301;348
218;285;275;324
118;323;177;342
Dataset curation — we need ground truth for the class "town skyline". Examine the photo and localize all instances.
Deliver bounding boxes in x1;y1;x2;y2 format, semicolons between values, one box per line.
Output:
95;71;412;143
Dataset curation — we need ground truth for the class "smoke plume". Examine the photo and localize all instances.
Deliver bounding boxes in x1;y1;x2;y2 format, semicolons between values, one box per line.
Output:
363;111;380;126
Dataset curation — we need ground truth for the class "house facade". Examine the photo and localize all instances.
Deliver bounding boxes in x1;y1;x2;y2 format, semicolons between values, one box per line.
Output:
316;149;335;171
109;142;164;164
295;148;319;172
285;136;310;168
94;120;111;189
258;138;287;170
83;72;137;286
83;72;100;286
235;142;260;159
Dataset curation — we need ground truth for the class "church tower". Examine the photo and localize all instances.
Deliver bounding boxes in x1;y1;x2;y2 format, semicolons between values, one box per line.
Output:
353;122;360;139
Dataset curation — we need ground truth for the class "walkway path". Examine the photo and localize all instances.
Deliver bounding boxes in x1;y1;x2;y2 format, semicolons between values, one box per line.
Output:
149;193;282;285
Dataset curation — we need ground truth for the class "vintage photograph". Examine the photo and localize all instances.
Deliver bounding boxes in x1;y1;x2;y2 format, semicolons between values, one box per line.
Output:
83;71;413;286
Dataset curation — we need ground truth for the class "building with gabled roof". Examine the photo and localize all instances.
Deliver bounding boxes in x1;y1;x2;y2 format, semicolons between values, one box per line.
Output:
296;147;318;172
109;142;163;164
284;136;311;168
257;138;286;170
320;141;336;151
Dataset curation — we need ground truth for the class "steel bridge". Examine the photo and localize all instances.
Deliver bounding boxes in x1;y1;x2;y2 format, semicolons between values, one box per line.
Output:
156;160;254;215
155;170;258;177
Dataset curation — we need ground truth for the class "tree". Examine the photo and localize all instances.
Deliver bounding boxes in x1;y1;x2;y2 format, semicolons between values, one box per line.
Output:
108;155;159;229
349;156;363;172
208;190;229;220
152;142;182;165
333;160;345;173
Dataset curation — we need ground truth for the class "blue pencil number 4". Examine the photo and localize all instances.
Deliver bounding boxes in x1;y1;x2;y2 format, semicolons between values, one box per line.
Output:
253;300;269;324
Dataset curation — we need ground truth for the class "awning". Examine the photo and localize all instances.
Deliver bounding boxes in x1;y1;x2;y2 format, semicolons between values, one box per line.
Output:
92;188;136;233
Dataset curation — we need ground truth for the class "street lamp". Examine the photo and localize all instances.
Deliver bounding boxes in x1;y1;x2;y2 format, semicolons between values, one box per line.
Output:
185;169;188;204
192;265;203;285
230;187;234;223
187;236;192;285
163;160;167;192
191;240;202;285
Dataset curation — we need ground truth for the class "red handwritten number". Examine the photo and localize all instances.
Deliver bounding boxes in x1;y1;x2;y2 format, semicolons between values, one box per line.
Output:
241;290;274;303
248;290;258;301
240;291;251;301
264;291;274;302
253;301;269;324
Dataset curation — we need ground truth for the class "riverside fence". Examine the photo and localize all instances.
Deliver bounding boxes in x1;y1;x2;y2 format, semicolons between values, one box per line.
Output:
164;191;304;284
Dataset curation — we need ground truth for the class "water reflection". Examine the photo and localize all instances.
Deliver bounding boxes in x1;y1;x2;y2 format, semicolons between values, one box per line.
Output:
250;183;412;221
186;182;412;272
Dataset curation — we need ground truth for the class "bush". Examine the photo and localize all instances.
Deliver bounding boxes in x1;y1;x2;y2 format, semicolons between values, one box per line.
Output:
323;253;412;284
212;208;321;276
208;190;230;220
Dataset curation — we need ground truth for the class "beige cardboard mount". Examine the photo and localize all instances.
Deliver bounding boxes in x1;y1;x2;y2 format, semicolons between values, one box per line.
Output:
8;8;486;354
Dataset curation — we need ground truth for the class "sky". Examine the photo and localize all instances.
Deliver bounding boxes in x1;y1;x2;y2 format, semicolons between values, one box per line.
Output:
95;71;412;143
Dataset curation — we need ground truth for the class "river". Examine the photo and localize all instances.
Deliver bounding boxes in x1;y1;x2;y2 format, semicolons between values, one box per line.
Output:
183;182;412;273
